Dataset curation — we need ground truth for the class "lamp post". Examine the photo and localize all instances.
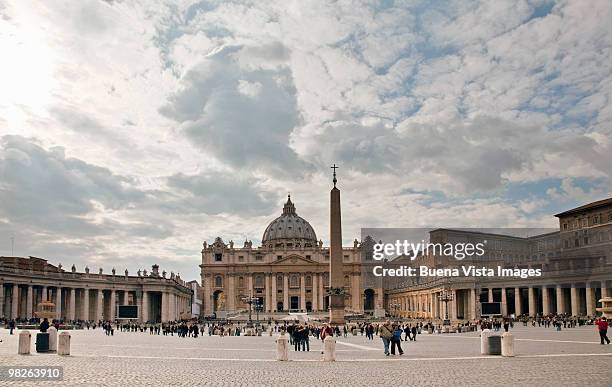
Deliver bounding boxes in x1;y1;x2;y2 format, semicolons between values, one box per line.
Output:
241;294;259;327
438;288;454;326
254;300;264;325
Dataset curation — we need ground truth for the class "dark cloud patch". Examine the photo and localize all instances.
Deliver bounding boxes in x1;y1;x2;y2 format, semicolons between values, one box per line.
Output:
159;44;312;178
166;171;279;216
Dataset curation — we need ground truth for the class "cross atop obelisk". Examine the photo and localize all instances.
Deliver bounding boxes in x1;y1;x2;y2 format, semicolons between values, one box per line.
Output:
329;163;344;324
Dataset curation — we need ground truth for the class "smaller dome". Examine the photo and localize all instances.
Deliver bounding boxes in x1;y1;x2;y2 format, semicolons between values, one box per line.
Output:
262;195;317;245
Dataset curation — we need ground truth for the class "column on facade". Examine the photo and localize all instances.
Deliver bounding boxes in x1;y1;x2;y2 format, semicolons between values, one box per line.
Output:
96;289;103;321
11;284;19;319
528;287;536;317
26;285;33;319
351;273;360;311
602;286;608;299
542;286;550;315
271;273;277;312
203;274;212;316
265;273;271;312
82;288;90;321
570;286;579;316
318;274;324;310
310;274;317;311
514;288;522;316
556;286;565;314
122;290;129;306
55;287;62;320
247;274;253;297
227;274;235;312
141;291;149;322
283;273;289;310
300;274;306;311
585;286;595;316
68;288;76;321
488;288;493;303
468;288;475;319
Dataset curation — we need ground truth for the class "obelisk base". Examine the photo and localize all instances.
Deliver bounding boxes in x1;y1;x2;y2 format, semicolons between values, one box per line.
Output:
329;295;345;324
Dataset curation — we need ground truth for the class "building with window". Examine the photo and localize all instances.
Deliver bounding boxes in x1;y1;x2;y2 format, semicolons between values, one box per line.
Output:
386;198;612;320
199;195;381;316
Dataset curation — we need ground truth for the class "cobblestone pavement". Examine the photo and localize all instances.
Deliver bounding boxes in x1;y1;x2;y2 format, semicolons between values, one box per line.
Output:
0;325;610;386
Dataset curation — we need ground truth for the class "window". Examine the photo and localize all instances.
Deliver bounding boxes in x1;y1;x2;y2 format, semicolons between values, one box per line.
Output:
255;255;263;261
238;255;244;262
239;276;244;288
277;255;283;260
608;213;612;222
306;275;312;287
255;275;264;288
305;255;311;259
584;237;589;245
593;215;599;225
214;275;223;287
563;223;568;230
277;275;283;288
215;253;222;262
290;275;299;288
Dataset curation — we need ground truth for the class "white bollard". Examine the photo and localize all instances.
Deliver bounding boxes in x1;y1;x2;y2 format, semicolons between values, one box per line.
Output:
501;332;514;357
48;326;58;352
58;332;71;356
323;336;336;362
18;330;31;355
480;329;492;355
276;334;289;361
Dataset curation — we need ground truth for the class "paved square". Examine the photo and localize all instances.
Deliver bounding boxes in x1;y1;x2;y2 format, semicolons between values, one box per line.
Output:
0;325;610;386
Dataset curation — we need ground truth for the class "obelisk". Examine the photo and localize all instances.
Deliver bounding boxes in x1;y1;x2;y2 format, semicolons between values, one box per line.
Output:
329;164;345;324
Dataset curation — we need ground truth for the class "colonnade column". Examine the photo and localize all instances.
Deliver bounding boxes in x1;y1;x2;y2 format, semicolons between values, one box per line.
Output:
542;286;550;315
514;288;522;316
585;287;595;316
570;286;579;316
69;288;76;321
528;287;536;317
83;288;90;321
11;284;19;319
501;288;508;317
0;283;4;319
161;292;168;322
110;290;116;321
141;291;149;322
96;289;103;321
26;285;33;319
55;287;62;320
556;286;565;314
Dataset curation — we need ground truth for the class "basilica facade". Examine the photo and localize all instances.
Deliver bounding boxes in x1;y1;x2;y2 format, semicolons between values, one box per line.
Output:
200;196;382;317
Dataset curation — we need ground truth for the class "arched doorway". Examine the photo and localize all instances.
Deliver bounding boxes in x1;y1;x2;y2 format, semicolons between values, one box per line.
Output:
306;301;312;312
277;302;284;312
213;290;225;312
364;289;375;311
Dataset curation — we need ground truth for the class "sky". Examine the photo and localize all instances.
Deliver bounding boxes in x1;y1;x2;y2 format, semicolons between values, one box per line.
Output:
0;0;611;281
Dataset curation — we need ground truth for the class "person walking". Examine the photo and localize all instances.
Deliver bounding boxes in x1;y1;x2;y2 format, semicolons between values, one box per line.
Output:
595;317;610;345
390;323;404;355
379;320;394;356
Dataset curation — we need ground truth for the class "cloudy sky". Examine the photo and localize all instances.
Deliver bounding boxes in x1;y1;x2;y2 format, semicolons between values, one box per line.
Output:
0;0;610;281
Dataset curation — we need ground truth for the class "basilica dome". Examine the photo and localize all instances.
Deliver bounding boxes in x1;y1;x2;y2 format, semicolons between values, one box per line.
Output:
262;195;317;246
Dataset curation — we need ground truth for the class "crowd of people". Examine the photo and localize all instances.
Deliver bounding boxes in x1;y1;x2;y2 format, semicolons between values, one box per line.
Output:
2;313;609;351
